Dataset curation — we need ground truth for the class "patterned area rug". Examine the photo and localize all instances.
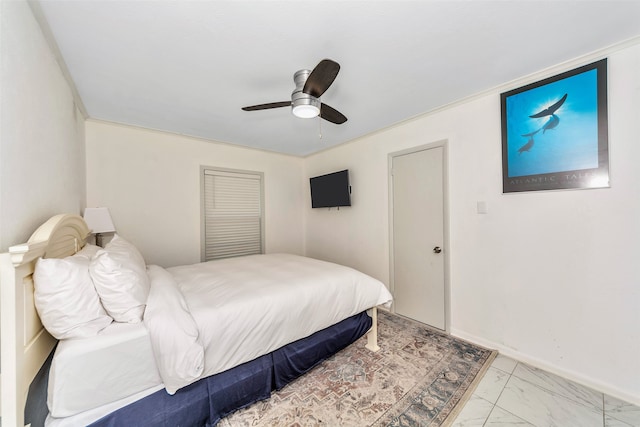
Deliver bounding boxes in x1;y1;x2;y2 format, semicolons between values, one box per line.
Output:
221;311;496;427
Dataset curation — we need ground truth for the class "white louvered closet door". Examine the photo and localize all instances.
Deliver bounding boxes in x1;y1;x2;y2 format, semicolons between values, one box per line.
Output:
203;169;263;261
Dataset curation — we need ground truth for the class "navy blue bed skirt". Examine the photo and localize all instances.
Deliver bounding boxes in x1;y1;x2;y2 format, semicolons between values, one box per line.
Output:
84;311;372;427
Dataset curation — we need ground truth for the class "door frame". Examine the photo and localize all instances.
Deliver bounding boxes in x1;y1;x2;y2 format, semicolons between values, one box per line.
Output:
388;140;451;332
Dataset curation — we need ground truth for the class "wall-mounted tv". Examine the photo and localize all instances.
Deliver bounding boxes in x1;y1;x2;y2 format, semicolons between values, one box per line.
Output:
310;169;351;208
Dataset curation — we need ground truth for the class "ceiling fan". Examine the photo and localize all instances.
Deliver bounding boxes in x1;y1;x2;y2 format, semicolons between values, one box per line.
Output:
241;59;347;124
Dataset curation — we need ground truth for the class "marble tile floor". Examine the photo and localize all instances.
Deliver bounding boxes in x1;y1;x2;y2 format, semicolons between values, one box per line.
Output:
451;355;640;427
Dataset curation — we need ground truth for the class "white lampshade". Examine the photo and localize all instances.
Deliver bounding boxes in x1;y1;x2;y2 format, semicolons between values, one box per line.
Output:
83;207;116;234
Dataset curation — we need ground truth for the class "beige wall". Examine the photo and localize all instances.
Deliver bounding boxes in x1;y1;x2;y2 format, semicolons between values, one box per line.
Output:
304;43;640;405
85;121;305;267
0;0;86;251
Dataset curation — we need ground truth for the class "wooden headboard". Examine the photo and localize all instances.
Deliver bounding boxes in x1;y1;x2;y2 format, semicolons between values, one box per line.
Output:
0;214;90;426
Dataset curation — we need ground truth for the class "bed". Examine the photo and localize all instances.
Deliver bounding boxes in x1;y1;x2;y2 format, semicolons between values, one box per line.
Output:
0;214;392;426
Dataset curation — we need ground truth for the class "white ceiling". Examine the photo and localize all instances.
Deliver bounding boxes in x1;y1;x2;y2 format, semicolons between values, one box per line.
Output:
37;1;640;157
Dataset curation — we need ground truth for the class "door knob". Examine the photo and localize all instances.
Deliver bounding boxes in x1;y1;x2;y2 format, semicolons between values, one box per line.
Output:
433;246;442;254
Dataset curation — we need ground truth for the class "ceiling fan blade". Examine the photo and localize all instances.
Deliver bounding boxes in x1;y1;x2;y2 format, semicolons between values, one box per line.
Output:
241;101;291;111
303;59;340;98
320;103;347;124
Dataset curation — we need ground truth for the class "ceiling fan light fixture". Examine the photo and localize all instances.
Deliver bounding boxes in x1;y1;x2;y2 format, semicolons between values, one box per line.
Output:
292;104;320;118
291;96;320;119
242;60;347;124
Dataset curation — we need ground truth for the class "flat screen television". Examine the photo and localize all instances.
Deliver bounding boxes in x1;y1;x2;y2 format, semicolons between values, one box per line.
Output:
310;169;351;208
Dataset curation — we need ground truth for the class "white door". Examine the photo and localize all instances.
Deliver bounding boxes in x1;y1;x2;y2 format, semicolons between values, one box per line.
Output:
391;146;445;330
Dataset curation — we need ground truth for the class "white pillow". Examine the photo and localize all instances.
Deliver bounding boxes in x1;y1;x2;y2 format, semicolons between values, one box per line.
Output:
34;245;113;339
90;234;150;323
75;243;101;259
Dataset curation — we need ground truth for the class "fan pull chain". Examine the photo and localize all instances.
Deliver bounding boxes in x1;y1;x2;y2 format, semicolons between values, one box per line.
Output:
318;114;322;139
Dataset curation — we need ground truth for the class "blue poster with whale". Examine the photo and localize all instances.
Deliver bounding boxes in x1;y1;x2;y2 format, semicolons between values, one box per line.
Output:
501;59;608;193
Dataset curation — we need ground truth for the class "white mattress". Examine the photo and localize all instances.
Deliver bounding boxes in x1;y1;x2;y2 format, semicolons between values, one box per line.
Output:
46;385;164;427
47;321;162;418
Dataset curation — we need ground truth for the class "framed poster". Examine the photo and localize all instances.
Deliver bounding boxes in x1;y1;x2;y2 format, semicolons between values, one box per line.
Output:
501;59;608;193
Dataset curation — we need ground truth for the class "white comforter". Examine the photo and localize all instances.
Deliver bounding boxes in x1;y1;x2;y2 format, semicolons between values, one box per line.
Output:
144;253;392;394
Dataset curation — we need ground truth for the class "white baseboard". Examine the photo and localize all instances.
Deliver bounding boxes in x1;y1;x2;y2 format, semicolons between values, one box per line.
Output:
450;328;640;407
